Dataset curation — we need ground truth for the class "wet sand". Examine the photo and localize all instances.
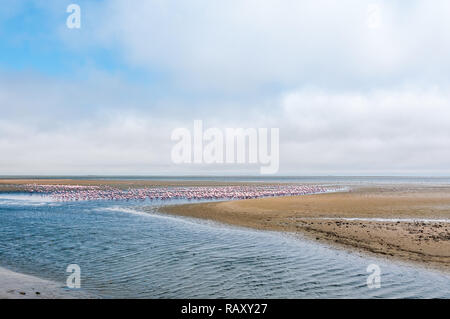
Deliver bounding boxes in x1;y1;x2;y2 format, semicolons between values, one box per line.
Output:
0;267;91;299
158;186;450;271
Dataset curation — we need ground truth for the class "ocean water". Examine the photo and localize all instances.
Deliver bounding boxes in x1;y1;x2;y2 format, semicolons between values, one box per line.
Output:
0;193;449;298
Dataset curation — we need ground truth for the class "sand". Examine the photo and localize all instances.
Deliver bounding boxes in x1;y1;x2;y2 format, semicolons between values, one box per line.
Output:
158;185;450;271
0;267;91;299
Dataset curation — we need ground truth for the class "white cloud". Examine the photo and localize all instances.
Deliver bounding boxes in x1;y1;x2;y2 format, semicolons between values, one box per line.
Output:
2;1;450;174
2;71;450;174
93;0;450;91
0;114;176;175
275;87;450;174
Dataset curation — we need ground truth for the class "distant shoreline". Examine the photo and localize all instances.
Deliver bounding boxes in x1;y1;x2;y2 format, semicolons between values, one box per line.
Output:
0;178;290;192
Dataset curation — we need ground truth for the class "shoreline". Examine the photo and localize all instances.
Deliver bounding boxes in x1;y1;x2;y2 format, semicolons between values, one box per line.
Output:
0;266;91;299
157;185;450;271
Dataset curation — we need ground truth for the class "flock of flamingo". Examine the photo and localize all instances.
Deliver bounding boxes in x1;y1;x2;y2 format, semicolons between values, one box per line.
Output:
22;184;335;202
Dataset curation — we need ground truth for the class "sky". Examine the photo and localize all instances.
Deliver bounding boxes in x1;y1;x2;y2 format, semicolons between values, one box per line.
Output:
1;0;450;175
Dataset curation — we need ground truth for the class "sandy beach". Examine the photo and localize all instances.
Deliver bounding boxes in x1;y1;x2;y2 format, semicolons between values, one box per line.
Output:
158;185;450;271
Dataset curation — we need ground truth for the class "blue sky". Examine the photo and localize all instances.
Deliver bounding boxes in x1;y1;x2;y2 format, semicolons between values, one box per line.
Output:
0;1;157;84
1;0;450;175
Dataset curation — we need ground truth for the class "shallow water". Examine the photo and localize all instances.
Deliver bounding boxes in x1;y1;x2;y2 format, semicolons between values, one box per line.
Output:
0;193;449;298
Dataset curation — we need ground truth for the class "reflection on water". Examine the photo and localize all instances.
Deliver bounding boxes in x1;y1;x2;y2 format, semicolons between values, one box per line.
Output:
0;194;449;298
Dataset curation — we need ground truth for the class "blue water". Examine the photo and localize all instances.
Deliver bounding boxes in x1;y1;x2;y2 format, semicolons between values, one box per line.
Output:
0;193;449;298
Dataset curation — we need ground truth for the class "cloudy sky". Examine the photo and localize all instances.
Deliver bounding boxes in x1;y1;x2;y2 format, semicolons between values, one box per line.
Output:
1;0;450;175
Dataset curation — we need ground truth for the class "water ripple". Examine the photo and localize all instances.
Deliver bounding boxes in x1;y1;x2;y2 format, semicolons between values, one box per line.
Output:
1;195;449;298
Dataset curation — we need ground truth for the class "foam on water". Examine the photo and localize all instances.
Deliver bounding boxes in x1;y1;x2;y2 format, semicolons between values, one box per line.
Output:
0;193;57;207
0;193;54;202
